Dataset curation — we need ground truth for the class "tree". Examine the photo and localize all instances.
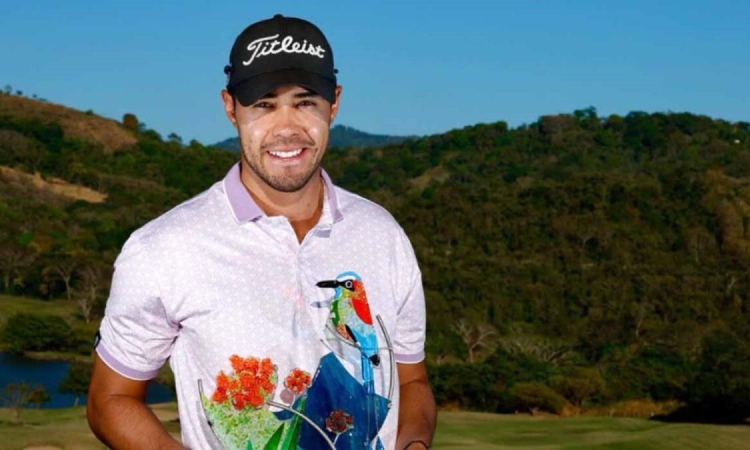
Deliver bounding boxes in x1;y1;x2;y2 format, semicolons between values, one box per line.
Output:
43;257;80;300
552;368;606;411
167;132;183;145
0;128;45;171
1;382;50;423
685;331;750;422
73;263;109;323
497;324;575;365
28;387;51;409
59;361;93;407
0;244;37;294
452;319;497;363
2;313;74;354
122;113;139;131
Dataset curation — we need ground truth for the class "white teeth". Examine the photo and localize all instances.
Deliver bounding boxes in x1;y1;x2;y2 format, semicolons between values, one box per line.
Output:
269;148;303;158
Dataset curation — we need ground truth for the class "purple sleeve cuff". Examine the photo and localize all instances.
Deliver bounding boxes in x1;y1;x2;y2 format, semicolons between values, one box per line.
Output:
394;351;425;364
96;344;161;381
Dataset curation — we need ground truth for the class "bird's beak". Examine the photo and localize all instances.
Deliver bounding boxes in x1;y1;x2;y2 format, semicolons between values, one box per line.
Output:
316;280;338;288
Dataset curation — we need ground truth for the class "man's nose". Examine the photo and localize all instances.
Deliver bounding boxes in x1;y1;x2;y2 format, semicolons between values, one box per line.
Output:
270;105;303;137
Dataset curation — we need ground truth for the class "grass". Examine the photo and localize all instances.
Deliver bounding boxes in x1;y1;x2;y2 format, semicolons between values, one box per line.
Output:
1;406;102;450
0;403;180;450
433;411;750;449
0;295;80;329
1;407;749;450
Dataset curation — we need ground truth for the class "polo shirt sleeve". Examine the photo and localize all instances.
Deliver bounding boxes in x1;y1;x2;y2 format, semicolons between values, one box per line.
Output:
391;228;427;364
96;233;178;380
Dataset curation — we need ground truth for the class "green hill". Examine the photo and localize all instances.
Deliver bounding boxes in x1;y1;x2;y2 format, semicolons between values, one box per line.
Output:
2;92;750;421
212;124;412;151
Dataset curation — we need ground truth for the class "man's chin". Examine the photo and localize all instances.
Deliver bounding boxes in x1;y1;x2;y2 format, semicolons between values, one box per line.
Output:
264;172;319;193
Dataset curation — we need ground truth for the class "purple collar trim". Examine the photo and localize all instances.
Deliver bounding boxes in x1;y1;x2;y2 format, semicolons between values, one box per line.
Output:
223;163;343;223
223;163;264;222
321;168;344;223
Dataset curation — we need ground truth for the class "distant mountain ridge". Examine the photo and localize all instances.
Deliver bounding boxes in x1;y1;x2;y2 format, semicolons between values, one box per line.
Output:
212;124;413;152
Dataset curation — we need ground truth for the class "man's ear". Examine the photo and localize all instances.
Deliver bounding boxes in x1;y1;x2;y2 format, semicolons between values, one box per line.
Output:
221;90;237;127
329;86;342;124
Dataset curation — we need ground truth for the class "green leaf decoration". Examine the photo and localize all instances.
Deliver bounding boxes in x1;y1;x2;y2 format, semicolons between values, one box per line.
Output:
246;439;253;450
281;396;307;449
263;423;285;450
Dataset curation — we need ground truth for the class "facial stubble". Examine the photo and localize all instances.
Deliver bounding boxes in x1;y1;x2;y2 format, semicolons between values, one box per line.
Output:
239;135;321;193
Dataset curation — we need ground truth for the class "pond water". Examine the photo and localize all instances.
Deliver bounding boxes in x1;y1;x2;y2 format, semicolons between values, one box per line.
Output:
0;352;174;408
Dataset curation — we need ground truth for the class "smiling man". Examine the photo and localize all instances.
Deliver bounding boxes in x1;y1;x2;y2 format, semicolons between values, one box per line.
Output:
87;14;436;450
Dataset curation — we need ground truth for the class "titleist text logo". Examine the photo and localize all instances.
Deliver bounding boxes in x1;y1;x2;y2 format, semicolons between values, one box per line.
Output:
243;34;326;66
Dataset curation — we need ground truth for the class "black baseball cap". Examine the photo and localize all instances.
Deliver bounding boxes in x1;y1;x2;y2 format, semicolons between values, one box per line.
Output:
224;14;338;106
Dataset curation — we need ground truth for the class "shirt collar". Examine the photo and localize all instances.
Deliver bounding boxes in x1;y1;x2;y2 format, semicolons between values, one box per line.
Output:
223;162;343;223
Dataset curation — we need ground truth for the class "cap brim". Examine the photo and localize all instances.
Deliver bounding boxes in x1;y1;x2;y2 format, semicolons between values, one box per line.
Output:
232;69;336;107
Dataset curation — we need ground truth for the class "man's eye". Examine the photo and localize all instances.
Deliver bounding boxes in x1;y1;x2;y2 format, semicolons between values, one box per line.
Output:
299;100;317;107
253;101;273;108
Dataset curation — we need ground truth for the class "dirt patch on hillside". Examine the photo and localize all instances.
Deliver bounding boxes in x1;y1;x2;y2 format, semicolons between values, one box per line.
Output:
0;94;137;152
411;165;450;192
0;166;107;203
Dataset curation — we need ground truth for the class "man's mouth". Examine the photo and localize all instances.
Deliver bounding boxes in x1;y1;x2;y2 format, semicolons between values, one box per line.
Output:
268;148;304;159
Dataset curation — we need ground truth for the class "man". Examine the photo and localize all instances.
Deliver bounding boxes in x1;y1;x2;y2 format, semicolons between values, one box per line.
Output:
87;14;436;449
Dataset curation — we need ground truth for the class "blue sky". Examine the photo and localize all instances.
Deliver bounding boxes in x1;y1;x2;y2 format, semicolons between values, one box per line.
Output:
1;1;748;145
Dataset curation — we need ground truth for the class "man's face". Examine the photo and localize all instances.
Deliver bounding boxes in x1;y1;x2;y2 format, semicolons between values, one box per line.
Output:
222;84;341;194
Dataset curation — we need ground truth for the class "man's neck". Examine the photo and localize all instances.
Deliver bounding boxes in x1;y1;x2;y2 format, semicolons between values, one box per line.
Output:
240;169;325;242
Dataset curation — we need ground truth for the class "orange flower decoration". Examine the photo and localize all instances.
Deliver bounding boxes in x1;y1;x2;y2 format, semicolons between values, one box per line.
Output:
284;368;312;395
211;355;277;410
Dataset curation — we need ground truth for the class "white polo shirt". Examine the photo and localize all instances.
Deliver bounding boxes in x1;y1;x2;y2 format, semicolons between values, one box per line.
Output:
96;163;426;449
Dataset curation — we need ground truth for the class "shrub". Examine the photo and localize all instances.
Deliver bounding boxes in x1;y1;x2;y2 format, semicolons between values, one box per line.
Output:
552;367;606;409
428;361;502;412
2;312;74;354
604;346;694;402
510;382;566;415
59;361;93;407
2;382;50;422
682;331;750;423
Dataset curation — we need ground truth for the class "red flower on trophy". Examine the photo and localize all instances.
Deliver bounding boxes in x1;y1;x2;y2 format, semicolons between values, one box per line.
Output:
211;355;277;410
325;409;354;435
284;368;312;396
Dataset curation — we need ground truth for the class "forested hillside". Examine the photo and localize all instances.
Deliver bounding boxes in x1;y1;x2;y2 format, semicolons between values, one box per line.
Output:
2;93;750;421
213;124;411;151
